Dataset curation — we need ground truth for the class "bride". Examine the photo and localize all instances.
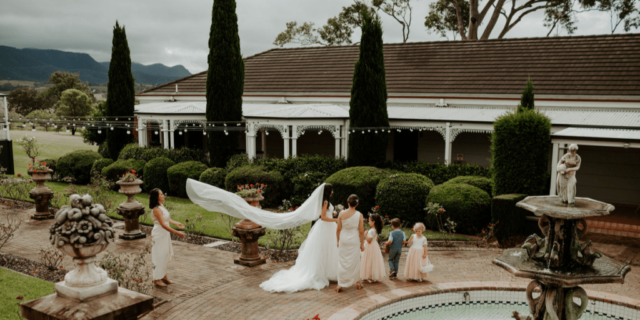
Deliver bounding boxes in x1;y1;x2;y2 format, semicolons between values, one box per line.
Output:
185;179;339;293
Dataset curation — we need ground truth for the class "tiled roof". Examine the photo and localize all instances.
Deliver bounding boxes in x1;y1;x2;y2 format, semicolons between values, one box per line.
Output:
140;33;640;96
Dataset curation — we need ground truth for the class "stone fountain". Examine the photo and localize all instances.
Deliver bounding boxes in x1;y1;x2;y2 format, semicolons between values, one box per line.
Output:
493;145;631;320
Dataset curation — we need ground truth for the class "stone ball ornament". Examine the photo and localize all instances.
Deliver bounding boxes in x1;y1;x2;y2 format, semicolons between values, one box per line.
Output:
49;194;116;250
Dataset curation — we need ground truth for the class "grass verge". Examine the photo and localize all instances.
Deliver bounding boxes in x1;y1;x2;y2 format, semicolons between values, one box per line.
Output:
0;267;55;320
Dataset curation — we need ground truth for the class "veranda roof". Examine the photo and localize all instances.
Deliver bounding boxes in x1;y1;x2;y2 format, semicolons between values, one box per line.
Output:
552;127;640;141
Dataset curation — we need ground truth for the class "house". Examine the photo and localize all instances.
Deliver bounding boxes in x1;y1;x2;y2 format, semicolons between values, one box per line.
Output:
135;33;640;207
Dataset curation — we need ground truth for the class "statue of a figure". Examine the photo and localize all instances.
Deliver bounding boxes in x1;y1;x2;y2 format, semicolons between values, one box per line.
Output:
557;144;581;204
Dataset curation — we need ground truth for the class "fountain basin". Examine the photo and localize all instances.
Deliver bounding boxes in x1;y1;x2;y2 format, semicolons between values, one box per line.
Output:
516;196;614;219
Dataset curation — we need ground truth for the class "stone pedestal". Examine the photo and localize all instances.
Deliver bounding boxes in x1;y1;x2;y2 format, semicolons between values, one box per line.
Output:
20;287;153;320
232;219;266;267
116;179;146;241
29;169;54;220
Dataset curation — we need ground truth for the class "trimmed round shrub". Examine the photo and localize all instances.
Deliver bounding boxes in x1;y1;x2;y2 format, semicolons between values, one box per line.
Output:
425;183;491;235
143;157;176;192
91;158;114;175
376;173;435;224
101;159;146;183
446;176;494;197
290;171;327;207
325;166;394;214
167;161;208;198
57;150;103;184
118;143;208;164
200;167;226;188
224;165;285;208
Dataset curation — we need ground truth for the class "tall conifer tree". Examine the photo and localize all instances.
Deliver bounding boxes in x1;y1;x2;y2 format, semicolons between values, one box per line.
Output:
518;76;535;112
348;10;389;167
206;0;244;167
106;21;135;160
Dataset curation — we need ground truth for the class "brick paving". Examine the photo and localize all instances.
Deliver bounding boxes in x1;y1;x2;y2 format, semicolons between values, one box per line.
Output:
1;204;639;320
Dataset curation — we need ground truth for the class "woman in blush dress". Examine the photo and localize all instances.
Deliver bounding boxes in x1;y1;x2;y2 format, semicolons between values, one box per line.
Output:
149;189;185;287
336;194;365;293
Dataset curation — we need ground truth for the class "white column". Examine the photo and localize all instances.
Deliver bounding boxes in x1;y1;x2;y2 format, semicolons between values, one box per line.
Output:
246;123;257;162
162;120;169;149
550;142;560;196
444;122;452;165
3;96;9;141
291;125;297;158
334;126;341;158
261;128;267;158
283;126;290;159
343;121;350;160
169;120;175;149
137;118;145;147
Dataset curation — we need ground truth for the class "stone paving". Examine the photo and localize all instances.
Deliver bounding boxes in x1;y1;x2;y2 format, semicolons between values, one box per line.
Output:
1;204;639;320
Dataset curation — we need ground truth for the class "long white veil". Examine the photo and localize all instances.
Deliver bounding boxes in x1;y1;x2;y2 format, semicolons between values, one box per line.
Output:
186;179;324;230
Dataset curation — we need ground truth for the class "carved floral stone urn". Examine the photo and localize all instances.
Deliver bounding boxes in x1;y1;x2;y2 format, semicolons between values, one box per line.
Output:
232;193;266;267
116;179;147;240
28;168;54;220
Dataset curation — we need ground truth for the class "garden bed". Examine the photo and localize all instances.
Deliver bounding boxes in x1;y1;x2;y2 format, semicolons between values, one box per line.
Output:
0;253;66;283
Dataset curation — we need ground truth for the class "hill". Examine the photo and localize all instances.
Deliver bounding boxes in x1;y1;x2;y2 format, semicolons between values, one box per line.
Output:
0;46;191;85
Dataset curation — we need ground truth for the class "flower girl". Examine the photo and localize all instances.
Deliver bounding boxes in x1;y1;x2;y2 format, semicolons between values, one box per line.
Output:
360;214;386;283
404;222;431;282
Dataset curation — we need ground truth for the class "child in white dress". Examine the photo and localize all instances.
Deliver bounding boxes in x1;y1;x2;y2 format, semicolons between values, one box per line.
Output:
404;222;430;282
360;214;386;282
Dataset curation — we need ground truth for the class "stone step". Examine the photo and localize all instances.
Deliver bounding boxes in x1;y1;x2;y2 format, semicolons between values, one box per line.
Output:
586;219;640;238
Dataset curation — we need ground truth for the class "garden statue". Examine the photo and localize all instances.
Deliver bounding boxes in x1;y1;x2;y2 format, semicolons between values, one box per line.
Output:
556;144;581;204
232;183;267;267
28;160;54;220
20;193;153;320
116;169;146;240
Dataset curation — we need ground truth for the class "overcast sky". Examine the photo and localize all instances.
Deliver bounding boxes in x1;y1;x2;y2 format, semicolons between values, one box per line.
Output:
0;0;626;74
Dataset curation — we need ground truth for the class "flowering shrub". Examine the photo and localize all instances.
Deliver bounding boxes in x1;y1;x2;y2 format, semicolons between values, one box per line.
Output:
97;238;154;295
424;202;456;246
184;213;208;245
29;160;50;172
40;245;64;270
119;169;139;183
17;135;41;162
264;199;305;260
235;183;266;199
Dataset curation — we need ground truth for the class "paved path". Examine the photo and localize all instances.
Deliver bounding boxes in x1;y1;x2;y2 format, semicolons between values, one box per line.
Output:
2;205;639;320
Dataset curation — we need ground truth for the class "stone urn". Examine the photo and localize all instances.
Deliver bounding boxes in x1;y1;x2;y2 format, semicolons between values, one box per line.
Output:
116;179;146;240
232;194;266;267
28;168;54;220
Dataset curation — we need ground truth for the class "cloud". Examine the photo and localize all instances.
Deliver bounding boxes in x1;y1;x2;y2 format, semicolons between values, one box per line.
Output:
0;0;623;74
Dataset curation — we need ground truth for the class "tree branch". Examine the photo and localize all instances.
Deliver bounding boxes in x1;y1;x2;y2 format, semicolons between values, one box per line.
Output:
447;0;468;39
480;0;507;39
499;3;555;38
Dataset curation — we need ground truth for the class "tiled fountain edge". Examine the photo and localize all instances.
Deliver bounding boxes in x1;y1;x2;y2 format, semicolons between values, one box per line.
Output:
326;281;640;320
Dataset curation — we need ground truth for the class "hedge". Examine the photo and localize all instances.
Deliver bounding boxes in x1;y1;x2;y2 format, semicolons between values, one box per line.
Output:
325;166;393;214
143;157;175;192
380;161;491;185
491;110;551;196
290;171;327;207
492;194;528;242
91;158;114;175
425;183;491;235
40;159;57;172
101;159;146;183
118;143;208;164
224;165;285;208
376;173;435;224
199;167;226;188
57;150;103;184
167;161;208;198
446;176;494;198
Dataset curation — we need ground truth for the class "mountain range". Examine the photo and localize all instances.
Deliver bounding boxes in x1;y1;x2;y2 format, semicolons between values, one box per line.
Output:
0;45;191;85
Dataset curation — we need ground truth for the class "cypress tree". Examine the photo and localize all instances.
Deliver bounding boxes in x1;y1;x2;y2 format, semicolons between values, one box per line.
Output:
518;76;535;112
105;21;135;160
206;0;244;167
347;10;390;167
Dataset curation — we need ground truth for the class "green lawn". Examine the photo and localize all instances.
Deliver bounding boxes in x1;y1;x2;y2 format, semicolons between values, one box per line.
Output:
0;268;55;320
10;129;97;176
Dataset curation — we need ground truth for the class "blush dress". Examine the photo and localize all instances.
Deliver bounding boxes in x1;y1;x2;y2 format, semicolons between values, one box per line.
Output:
360;228;386;281
152;205;174;280
404;234;429;281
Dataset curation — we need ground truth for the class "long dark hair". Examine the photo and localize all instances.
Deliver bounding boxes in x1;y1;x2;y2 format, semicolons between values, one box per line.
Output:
322;183;333;207
149;188;161;209
370;213;383;235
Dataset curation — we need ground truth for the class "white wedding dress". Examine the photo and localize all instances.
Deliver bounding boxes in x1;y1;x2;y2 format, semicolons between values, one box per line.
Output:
185;179;339;293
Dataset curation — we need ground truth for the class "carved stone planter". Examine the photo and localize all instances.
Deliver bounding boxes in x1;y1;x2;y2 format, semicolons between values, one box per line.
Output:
28;169;54;220
116;179;146;240
232;195;266;267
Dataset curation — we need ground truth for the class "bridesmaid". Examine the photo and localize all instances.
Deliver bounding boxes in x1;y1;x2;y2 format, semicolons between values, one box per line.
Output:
149;189;185;287
335;194;364;292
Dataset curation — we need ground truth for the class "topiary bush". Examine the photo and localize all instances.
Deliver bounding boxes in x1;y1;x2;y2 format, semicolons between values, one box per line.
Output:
325;166;394;214
118;143;208;164
225;154;249;173
91;158;114;175
167;161;208;198
40;158;57;172
290;171;327;207
425;183;491;235
446;176;494;197
491;109;551;196
376;173;435;224
57;150;103;184
224;165;285;208
492;194;528;243
143;157;175;192
199;167;226;188
101;159;146;183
